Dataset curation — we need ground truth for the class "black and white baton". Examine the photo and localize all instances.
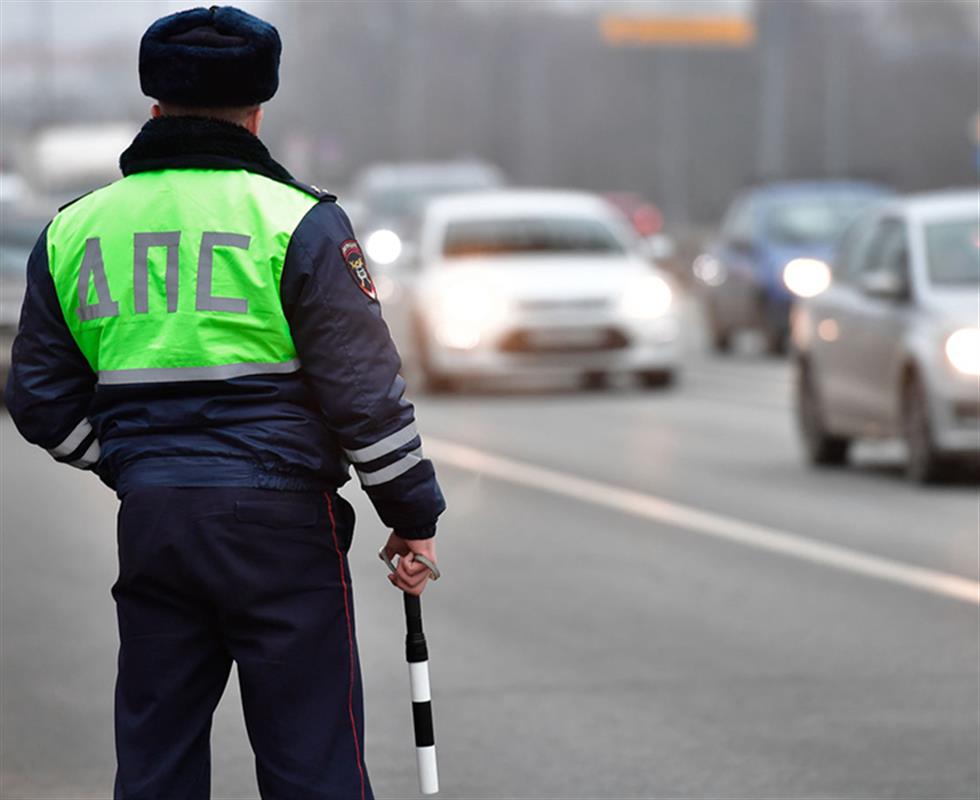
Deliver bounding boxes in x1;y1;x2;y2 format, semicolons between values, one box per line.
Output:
380;549;440;795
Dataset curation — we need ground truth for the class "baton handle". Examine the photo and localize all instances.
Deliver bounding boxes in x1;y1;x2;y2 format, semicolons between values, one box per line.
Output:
404;593;438;794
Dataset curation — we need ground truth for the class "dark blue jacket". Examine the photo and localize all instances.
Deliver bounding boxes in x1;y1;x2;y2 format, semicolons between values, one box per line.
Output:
5;116;444;538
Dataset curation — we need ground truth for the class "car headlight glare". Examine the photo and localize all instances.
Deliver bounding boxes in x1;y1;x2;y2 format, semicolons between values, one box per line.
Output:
783;258;831;298
945;328;980;376
620;274;673;319
432;279;508;349
364;229;402;266
693;254;726;287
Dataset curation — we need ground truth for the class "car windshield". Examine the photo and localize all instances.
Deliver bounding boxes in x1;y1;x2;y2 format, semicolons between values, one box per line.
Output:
766;194;879;246
442;216;627;258
924;218;980;284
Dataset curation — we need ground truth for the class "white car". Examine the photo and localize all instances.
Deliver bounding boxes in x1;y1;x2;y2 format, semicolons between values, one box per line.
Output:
791;190;980;482
380;190;680;392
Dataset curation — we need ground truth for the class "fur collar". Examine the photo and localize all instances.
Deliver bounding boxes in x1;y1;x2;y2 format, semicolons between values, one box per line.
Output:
119;115;293;183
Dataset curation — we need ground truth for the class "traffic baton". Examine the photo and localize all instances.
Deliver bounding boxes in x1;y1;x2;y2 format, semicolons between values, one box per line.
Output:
380;548;440;795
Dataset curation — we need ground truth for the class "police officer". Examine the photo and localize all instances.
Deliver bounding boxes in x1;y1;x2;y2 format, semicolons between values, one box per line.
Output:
5;6;444;798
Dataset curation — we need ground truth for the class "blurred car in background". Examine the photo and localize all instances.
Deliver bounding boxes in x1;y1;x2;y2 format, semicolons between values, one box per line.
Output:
694;180;891;354
602;191;676;266
0;214;41;400
348;160;505;268
791;189;979;482
382;189;679;392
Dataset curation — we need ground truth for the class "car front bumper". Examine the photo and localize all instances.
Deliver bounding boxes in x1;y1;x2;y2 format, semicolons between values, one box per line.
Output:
930;384;980;456
424;312;681;380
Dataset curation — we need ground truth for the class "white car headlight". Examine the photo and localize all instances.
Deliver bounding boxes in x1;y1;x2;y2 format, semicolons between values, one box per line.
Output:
692;254;726;287
431;279;509;350
619;274;673;320
364;229;402;266
783;258;831;298
945;328;980;376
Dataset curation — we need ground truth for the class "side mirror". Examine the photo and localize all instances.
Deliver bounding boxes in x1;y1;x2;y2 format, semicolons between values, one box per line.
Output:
860;270;908;300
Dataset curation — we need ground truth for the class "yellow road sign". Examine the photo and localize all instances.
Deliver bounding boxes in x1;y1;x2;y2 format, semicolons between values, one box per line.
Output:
600;14;756;48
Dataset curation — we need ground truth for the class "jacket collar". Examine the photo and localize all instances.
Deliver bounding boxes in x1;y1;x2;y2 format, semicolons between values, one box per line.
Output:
119;115;293;183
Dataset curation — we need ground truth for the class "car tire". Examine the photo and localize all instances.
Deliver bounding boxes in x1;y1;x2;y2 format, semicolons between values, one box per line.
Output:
902;372;947;484
638;369;674;389
796;361;849;466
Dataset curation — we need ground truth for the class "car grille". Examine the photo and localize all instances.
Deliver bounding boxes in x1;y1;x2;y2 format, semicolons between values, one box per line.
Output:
498;327;630;354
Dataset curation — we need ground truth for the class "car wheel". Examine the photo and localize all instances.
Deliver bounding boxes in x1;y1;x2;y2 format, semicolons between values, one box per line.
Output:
796;361;849;466
638;369;674;389
902;373;946;484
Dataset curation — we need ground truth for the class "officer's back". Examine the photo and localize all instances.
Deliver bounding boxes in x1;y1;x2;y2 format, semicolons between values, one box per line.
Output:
5;7;443;797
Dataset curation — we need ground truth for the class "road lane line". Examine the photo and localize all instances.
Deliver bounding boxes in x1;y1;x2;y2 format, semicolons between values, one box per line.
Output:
425;437;980;606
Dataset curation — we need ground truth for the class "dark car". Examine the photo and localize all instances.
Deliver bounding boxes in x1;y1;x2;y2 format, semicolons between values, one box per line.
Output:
694;181;891;354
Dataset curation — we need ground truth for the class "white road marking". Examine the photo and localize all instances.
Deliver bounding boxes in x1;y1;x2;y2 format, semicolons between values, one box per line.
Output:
426;437;980;606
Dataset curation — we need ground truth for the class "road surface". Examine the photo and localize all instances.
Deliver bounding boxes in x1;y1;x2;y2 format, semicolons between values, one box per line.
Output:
2;334;978;798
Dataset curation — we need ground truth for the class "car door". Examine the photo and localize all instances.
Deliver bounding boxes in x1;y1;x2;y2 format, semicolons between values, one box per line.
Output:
808;214;877;429
714;195;761;329
849;217;914;431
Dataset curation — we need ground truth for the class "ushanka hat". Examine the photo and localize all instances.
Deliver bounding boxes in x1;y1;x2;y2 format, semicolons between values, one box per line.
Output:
139;6;281;106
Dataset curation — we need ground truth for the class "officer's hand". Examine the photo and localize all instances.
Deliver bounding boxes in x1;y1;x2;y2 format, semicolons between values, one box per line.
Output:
382;533;437;596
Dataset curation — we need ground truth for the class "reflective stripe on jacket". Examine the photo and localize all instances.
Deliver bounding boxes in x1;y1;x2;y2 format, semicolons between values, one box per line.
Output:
5;116;445;538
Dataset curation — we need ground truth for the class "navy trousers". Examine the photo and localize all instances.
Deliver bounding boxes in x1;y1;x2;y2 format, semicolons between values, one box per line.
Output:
111;487;374;800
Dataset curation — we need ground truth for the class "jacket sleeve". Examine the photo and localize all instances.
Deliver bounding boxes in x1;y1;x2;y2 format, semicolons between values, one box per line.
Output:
5;224;101;471
280;202;445;539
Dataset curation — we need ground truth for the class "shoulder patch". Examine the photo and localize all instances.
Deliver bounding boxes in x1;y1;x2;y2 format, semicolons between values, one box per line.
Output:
340;239;378;301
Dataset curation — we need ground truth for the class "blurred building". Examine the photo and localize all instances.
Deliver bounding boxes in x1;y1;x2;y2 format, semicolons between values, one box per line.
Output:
1;0;978;224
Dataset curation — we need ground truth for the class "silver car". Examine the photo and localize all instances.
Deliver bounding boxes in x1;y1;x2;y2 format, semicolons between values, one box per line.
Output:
791;190;979;482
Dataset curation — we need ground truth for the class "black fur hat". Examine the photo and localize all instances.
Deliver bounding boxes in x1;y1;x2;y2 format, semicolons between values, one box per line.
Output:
139;6;281;107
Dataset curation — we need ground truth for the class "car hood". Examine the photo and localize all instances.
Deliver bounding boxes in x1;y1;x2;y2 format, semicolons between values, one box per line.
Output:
920;287;980;328
419;255;655;303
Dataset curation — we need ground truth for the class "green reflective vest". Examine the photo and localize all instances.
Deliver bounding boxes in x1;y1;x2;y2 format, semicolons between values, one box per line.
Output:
47;169;318;384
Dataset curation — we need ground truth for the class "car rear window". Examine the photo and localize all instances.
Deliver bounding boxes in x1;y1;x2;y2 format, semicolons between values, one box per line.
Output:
442;217;626;258
924;218;980;284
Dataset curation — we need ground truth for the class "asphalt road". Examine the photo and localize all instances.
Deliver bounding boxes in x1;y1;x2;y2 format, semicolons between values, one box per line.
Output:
2;325;978;799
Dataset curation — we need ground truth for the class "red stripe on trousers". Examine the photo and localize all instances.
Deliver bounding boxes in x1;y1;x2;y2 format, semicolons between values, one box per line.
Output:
325;493;367;800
